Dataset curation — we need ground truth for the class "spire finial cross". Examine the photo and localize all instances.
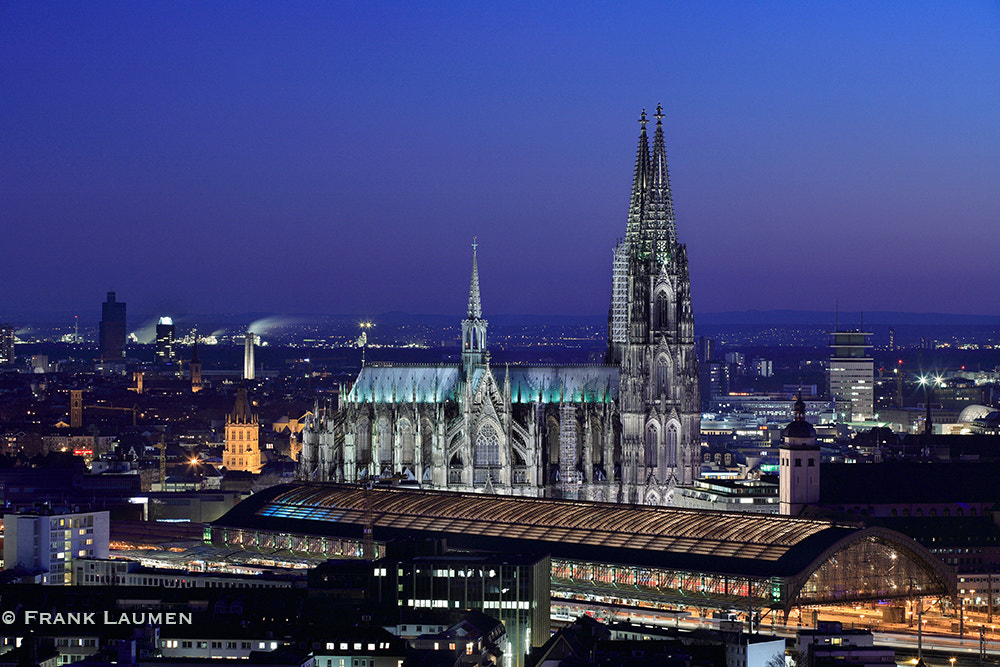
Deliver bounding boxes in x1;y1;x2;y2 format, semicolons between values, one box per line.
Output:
655;103;664;124
638;109;648;129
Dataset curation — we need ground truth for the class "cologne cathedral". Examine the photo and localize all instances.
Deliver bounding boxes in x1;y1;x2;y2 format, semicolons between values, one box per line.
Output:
299;107;699;505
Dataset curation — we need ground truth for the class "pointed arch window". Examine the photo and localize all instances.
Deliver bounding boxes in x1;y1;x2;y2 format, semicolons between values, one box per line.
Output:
421;418;434;465
377;418;391;466
475;423;500;467
356;418;371;466
654;291;672;330
667;423;679;468
590;418;603;463
655;357;670;397
546;417;560;465
399;419;414;466
645;423;658;468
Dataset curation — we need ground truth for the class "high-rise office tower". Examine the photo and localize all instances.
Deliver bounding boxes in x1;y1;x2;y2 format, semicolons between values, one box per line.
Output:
698;360;729;411
828;329;874;421
98;292;126;361
155;317;176;364
0;324;14;366
752;358;773;378
725;351;746;379
696;336;715;363
243;331;255;380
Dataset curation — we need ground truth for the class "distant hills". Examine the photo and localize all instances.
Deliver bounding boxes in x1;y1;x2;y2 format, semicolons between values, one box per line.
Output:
697;310;1000;327
6;309;999;330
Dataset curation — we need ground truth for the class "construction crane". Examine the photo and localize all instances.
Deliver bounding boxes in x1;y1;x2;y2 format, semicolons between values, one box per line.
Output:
155;433;167;488
85;403;138;427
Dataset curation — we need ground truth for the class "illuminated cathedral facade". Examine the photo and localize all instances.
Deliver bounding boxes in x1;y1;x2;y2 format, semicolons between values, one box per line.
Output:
299;108;699;504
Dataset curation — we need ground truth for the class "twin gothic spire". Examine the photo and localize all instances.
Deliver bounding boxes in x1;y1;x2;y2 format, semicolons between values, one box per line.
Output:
626;104;678;261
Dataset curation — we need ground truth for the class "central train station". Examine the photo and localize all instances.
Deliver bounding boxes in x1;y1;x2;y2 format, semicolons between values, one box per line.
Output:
210;482;956;620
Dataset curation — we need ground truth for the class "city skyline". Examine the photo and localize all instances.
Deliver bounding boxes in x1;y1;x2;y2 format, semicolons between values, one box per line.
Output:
2;2;998;320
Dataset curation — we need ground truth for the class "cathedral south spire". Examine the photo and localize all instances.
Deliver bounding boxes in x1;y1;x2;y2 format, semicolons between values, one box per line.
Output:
462;238;487;372
650;102;677;254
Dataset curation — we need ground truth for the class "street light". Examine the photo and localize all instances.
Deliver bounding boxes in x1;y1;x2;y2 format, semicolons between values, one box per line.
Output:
917;375;944;435
358;322;373;367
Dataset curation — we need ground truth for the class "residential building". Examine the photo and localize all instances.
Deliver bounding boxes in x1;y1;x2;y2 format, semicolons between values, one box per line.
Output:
2;506;109;584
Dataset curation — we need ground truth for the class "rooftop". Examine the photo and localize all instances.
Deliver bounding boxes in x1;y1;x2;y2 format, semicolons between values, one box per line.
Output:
216;483;876;578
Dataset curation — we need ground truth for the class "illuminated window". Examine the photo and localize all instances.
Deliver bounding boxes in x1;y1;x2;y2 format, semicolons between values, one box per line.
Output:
475;424;500;467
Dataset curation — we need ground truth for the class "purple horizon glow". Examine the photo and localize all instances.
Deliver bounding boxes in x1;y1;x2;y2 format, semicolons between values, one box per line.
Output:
2;2;998;320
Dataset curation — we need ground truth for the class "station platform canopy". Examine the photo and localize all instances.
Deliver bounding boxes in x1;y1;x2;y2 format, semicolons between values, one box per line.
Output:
212;483;956;612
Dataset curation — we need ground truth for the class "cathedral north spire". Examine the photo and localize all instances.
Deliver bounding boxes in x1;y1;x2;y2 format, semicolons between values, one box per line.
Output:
626;110;651;242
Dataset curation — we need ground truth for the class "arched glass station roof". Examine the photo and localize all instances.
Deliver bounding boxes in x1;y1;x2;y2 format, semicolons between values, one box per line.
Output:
212;483;955;610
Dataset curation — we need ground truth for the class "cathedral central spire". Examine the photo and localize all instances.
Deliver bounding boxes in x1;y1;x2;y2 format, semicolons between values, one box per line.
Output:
462;238;487;372
468;237;482;319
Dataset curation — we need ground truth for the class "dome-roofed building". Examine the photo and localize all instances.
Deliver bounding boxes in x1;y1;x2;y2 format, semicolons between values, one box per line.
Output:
958;404;994;423
958;404;1000;435
783;393;817;442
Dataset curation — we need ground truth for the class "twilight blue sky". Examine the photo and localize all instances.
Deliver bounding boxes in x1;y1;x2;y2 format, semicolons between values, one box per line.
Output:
2;1;999;322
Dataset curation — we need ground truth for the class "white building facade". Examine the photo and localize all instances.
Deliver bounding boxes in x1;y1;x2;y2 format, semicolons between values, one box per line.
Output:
828;330;874;421
3;507;109;584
